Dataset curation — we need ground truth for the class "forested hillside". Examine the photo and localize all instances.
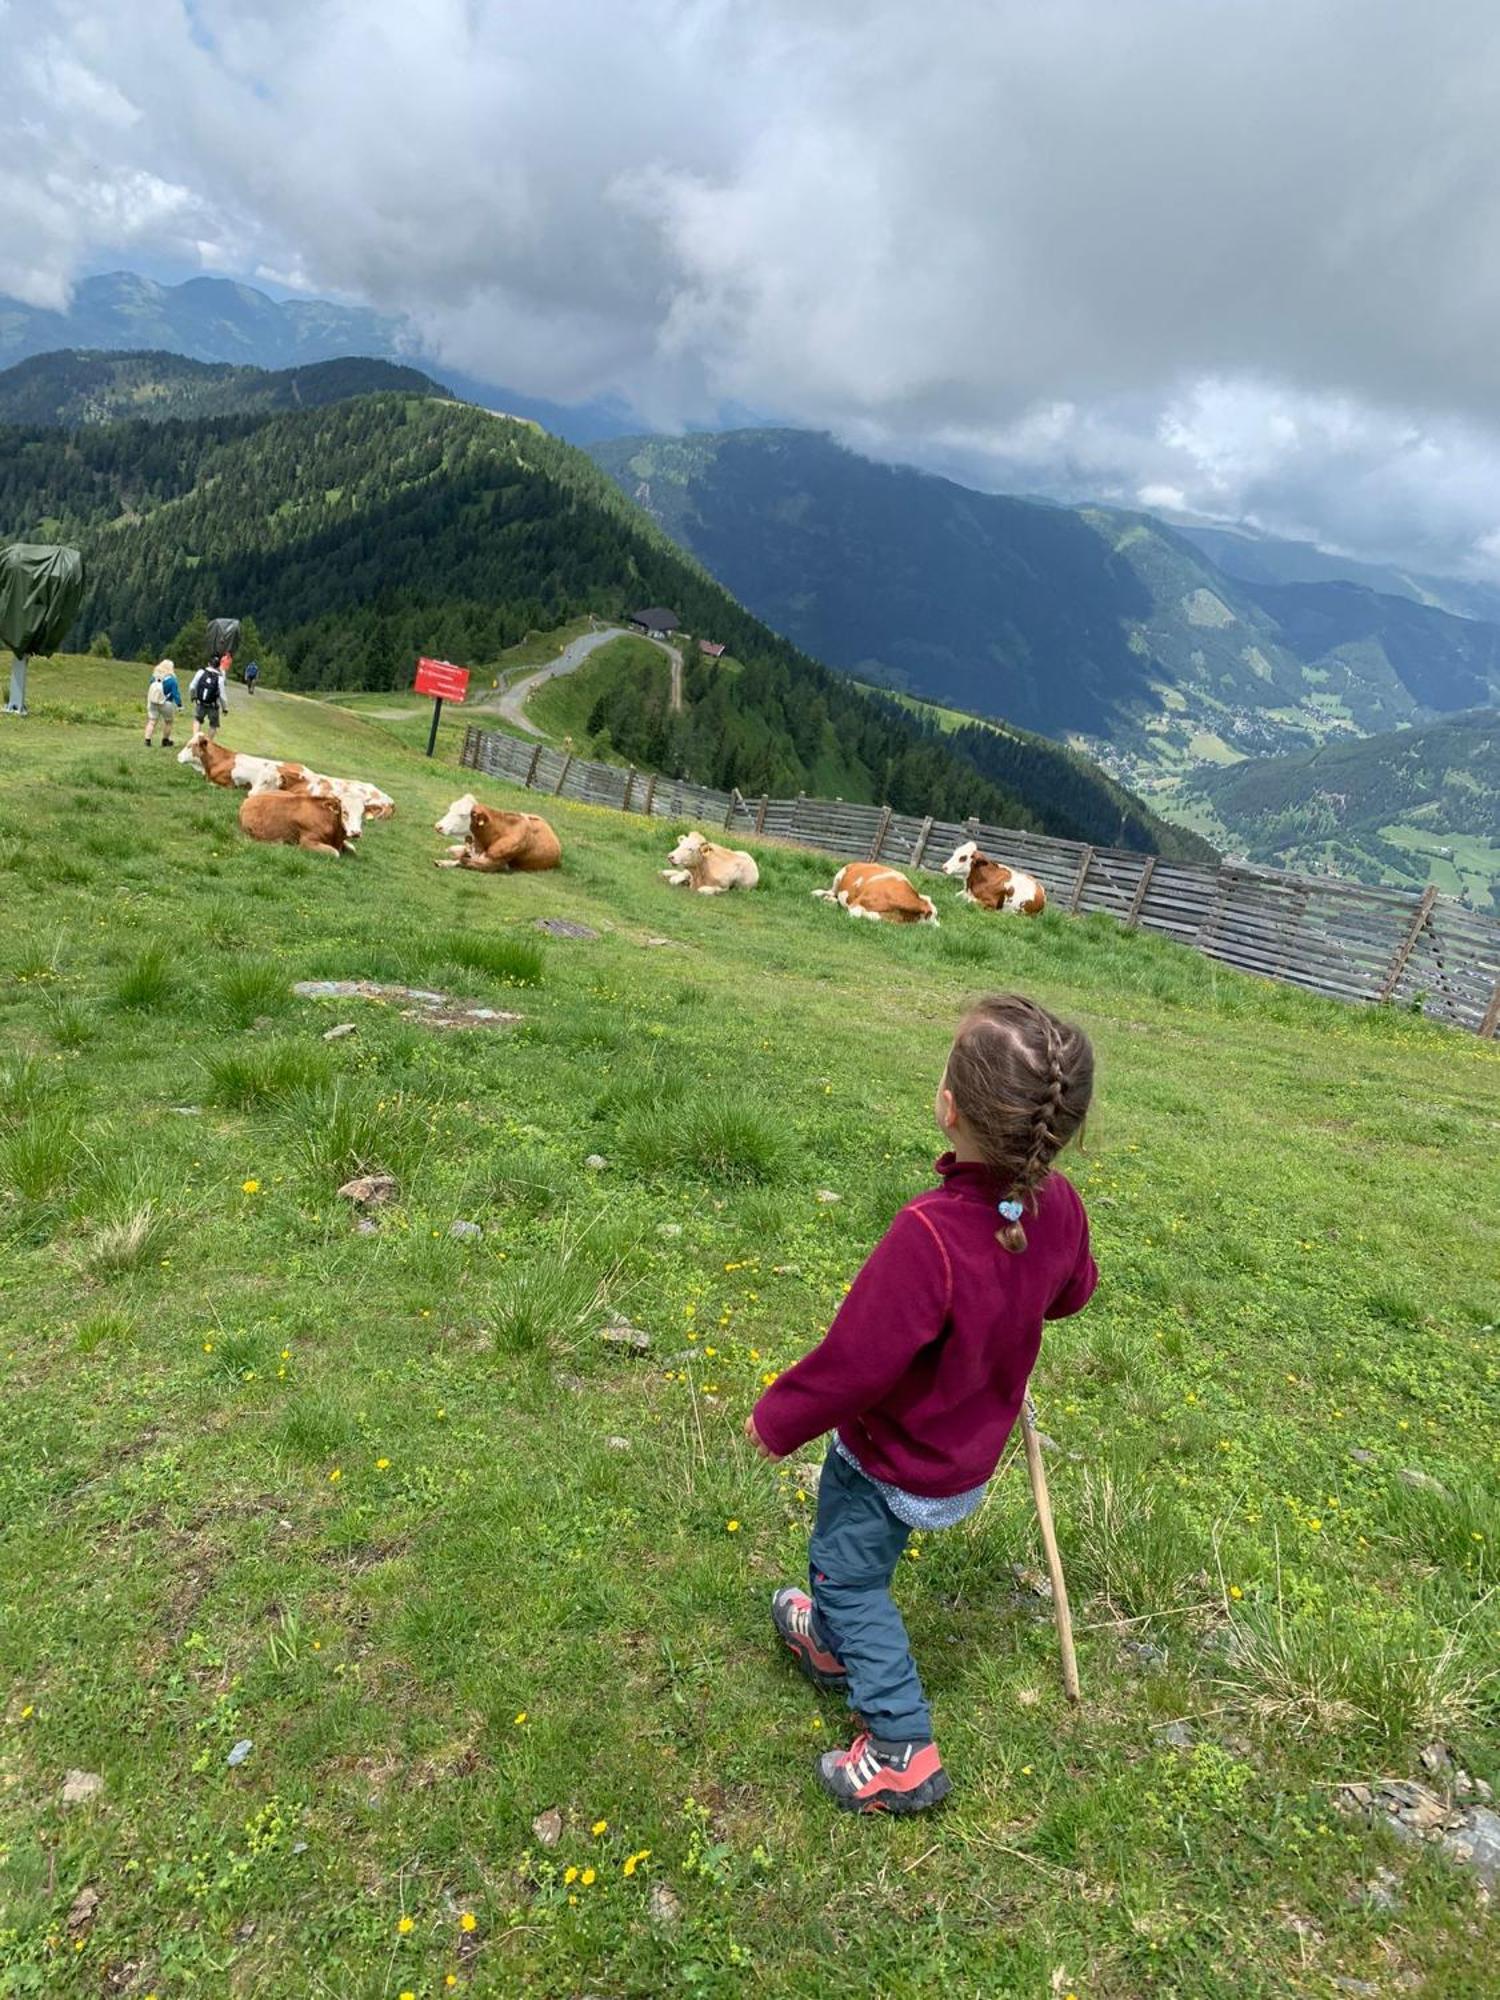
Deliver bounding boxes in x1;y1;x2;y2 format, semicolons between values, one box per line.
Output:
1183;709;1500;908
592;429;1500;774
0;350;449;427
1;390;1171;837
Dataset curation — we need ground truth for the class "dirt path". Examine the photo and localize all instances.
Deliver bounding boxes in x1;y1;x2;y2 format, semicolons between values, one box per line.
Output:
488;625;631;735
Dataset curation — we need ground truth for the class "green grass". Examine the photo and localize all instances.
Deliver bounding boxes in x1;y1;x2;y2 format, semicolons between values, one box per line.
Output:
1;659;1497;1997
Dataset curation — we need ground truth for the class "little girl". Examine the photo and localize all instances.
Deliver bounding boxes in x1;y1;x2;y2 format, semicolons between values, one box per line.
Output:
745;993;1097;1813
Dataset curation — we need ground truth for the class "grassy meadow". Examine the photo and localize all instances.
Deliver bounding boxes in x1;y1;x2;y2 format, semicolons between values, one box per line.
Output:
1;659;1497;1997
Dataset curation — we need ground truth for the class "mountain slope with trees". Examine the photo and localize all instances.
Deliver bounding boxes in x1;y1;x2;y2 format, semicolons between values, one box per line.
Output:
0;349;450;427
591;429;1500;774
0;389;1195;846
1181;709;1500;907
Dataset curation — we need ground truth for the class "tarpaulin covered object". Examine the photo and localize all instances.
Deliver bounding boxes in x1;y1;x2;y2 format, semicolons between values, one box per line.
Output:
206;617;242;660
0;544;84;657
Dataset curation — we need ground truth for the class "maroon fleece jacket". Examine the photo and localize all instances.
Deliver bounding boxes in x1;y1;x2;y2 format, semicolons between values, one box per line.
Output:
752;1155;1097;1495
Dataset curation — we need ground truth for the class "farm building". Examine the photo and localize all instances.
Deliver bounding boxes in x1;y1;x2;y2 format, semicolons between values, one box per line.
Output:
630;607;679;636
699;639;727;658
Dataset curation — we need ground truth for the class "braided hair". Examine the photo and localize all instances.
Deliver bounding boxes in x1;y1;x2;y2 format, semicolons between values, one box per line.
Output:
943;994;1093;1252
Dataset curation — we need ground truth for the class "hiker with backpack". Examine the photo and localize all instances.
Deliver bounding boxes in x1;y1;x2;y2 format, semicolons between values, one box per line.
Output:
189;656;229;738
244;658;260;695
143;659;182;747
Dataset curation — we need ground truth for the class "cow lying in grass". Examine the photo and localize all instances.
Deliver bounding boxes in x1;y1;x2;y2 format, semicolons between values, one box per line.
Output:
660;830;759;894
239;791;349;856
177;734;395;834
433;794;562;872
941;841;1047;915
813;861;938;924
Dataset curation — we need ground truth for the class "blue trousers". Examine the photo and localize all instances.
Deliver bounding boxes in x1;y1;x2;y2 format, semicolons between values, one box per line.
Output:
808;1444;932;1744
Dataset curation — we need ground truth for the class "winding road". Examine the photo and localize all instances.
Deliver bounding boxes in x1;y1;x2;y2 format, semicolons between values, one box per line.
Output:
484;623;684;734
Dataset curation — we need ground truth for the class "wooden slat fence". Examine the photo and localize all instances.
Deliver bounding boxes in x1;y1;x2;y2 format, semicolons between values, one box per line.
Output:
459;724;1500;1036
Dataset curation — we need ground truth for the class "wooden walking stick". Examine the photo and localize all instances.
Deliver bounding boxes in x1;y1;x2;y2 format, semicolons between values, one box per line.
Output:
1020;1394;1081;1703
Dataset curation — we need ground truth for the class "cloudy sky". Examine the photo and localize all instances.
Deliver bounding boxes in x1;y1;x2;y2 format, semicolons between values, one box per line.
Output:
5;0;1500;576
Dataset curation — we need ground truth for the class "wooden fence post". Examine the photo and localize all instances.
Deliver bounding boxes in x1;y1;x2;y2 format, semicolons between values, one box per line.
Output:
1481;979;1500;1039
642;771;657;817
553;753;574;797
910;816;935;869
1068;846;1095;913
868;804;894;861
623;767;636;812
523;743;543;789
965;815;980;842
754;793;769;834
1376;885;1438;1003
725;788;744;831
1124;854;1156;927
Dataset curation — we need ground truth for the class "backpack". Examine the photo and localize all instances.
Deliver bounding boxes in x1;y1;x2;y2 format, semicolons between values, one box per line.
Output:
193;666;220;706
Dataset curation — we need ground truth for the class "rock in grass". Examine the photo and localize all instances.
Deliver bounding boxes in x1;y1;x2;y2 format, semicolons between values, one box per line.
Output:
815;1189;840;1204
532;1808;563;1847
449;1220;483;1241
338;1174;398;1208
61;1769;103;1806
1397;1466;1450;1497
534;918;598;940
1152;1721;1194;1750
606;1436;632;1451
226;1738;254;1767
67;1884;100;1933
601;1323;650;1352
648;1880;682;1925
584;1154;609;1172
322;1022;357;1041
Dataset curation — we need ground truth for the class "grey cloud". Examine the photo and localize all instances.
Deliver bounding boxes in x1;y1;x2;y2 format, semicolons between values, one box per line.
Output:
4;0;1500;573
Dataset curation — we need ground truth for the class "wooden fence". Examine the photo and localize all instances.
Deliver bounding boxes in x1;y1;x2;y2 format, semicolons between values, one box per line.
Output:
459;725;1500;1037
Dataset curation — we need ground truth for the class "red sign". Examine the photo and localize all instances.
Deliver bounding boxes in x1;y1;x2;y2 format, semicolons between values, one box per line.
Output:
414;657;470;703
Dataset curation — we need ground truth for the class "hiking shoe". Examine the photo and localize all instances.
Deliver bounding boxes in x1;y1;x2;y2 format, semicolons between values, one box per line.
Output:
817;1732;950;1814
771;1586;847;1691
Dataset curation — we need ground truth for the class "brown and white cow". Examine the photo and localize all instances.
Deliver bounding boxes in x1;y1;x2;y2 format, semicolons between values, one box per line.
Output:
660;830;759;894
239;791;349;856
178;734;394;834
433;794;562;872
813;861;938;924
941;841;1047;915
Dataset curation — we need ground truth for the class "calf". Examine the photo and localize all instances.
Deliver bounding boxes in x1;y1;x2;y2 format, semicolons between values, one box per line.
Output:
239;791;348;856
433;794;562;872
941;841;1047;915
813;861;938;924
660;830;759;894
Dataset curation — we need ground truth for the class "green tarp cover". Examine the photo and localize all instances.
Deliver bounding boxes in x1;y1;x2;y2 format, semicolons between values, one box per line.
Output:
0;544;85;656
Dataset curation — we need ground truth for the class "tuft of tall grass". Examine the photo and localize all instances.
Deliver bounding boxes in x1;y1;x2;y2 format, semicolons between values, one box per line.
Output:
111;943;176;1012
0;1109;85;1201
286;1081;429;1184
44;997;93;1050
81;1204;170;1278
204;1040;333;1110
620;1089;790;1186
0;1054;57;1122
218;957;292;1029
433;930;545;987
1061;1462;1202;1627
488;1251;611;1356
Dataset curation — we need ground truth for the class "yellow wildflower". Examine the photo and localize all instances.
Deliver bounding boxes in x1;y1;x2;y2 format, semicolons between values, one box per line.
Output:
514;1710;528;1724
328;1467;342;1483
242;1179;260;1195
623;1848;651;1876
375;1457;391;1471
1229;1584;1244;1601
726;1519;741;1534
564;1866;578;1885
459;1911;477;1932
397;1914;414;1934
591;1818;608;1836
581;1867;596;1886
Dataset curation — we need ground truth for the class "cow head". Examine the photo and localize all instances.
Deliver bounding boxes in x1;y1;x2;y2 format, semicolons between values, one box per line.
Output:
942;840;980;877
339;792;367;839
434;794;478;839
667;830;707;868
177;734;211;772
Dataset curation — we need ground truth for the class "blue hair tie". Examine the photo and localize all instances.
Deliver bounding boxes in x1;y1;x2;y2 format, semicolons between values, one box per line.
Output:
997;1198;1024;1223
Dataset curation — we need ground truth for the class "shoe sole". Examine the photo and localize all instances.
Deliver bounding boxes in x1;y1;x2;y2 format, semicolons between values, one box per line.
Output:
821;1768;952;1814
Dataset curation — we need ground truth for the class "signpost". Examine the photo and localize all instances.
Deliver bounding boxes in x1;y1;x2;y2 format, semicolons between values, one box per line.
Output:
414;656;470;756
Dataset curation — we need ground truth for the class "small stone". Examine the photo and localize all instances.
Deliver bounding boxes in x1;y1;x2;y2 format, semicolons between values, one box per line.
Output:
169;1104;203;1115
67;1884;100;1933
322;1022;357;1041
657;1222;683;1238
1397;1466;1451;1497
235;1920;257;1942
584;1154;608;1171
292;1840;309;1854
814;1189;841;1204
1153;1721;1194;1750
1359;1866;1403;1912
1419;1741;1451;1777
354;1217;379;1235
648;1880;682;1925
1122;1638;1166;1670
338;1174;398;1208
601;1323;650;1352
449;1220;483;1241
226;1738;253;1766
61;1769;104;1806
532;1808;563;1847
605;1436;632;1451
1444;1805;1500;1891
534;918;598;940
1349;1448;1377;1465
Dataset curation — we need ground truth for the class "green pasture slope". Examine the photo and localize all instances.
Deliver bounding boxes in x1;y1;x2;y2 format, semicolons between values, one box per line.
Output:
2;660;1497;1998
